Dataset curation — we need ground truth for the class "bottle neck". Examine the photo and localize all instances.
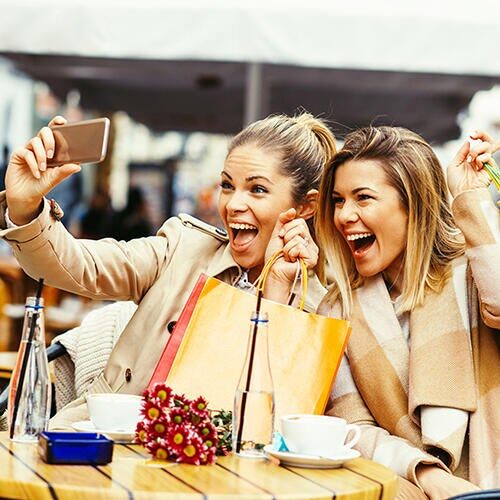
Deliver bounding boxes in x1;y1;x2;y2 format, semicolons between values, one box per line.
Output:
22;299;45;343
238;311;272;391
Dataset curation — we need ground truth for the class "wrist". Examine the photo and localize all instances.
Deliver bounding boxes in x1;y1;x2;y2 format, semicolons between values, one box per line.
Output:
415;464;447;490
6;197;43;226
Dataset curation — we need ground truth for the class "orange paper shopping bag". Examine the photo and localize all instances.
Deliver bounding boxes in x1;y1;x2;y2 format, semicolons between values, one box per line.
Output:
148;257;351;422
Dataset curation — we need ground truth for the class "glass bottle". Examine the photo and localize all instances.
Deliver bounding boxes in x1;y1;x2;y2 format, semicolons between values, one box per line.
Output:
233;311;274;458
8;297;51;442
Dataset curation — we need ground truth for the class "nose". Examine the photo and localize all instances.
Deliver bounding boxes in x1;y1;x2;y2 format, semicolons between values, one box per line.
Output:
335;200;359;225
226;190;248;213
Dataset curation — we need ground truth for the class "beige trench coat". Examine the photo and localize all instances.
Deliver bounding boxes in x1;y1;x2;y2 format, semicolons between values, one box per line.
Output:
0;193;326;428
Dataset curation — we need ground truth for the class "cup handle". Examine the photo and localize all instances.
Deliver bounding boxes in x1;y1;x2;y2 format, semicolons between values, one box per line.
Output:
344;424;361;449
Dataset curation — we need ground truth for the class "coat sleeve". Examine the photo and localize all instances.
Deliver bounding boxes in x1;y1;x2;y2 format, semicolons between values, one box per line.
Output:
451;188;500;329
326;354;448;488
0;193;179;303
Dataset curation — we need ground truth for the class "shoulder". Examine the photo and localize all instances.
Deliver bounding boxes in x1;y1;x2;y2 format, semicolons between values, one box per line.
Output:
156;214;228;252
176;214;228;242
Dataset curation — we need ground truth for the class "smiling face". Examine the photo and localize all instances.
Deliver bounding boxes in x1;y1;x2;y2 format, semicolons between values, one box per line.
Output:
332;159;408;285
218;144;296;277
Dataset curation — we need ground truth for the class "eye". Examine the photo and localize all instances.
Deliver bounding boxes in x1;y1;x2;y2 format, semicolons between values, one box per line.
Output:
251;184;268;194
357;193;373;202
220;180;233;190
332;195;344;206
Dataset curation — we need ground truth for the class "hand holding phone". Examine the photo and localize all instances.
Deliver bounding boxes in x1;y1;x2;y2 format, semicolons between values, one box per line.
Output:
48;118;110;167
6;116;110;226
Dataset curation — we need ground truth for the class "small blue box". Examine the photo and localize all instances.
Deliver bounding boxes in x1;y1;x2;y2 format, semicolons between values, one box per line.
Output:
38;431;114;465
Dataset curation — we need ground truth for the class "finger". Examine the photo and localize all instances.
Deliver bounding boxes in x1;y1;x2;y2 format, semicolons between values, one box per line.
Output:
453;141;470;165
468;139;490;159
470;130;494;144
38;126;55;159
270;208;297;242
29;137;47;172
282;224;310;244
279;217;308;238
23;149;41;179
48;163;81;188
278;208;296;225
48;115;66;128
476;152;492;168
287;243;317;265
283;236;318;262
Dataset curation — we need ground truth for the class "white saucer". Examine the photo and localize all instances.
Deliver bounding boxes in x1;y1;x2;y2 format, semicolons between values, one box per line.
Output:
72;420;135;443
263;445;360;468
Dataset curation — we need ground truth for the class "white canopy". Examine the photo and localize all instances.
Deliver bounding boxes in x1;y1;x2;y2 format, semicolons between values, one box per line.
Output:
1;0;499;76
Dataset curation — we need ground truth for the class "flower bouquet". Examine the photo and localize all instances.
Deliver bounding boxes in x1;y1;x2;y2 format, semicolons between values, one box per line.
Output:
134;383;232;465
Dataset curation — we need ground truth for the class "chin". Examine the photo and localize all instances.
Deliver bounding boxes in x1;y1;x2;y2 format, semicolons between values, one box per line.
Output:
355;264;380;278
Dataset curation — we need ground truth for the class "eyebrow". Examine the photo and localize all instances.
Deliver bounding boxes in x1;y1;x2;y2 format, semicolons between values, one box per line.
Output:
220;171;273;184
332;186;378;195
246;175;272;184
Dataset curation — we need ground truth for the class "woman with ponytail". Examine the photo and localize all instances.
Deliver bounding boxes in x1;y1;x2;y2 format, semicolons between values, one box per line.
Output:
0;111;336;427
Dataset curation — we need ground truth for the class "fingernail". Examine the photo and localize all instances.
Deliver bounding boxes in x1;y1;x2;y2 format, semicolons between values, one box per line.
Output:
466;155;472;163
34;170;40;179
47;149;53;159
279;230;284;237
41;162;46;171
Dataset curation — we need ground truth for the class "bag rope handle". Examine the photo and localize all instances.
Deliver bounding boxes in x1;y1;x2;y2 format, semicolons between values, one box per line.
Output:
255;251;308;311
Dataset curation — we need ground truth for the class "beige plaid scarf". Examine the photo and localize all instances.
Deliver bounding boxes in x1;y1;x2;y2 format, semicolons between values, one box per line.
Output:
329;257;499;488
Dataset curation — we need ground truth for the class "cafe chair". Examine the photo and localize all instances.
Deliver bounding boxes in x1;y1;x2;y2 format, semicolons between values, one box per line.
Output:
449;490;500;500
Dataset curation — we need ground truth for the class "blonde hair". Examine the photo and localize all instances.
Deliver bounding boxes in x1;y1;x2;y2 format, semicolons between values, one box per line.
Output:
229;112;337;203
316;126;465;317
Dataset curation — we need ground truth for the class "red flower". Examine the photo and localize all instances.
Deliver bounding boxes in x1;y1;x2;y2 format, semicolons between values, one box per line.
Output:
146;439;170;461
142;399;163;421
198;422;218;450
149;383;174;406
190;396;209;417
176;434;205;465
147;416;170;438
172;394;191;412
134;420;148;444
136;385;223;464
169;407;189;426
166;424;193;455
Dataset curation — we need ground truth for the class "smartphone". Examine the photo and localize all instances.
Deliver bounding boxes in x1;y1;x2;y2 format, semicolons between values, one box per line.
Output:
47;118;110;167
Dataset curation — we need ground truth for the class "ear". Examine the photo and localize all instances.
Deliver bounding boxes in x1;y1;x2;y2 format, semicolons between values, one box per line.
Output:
295;189;318;221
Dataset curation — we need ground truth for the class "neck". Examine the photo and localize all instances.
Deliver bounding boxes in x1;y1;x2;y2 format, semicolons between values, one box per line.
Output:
247;266;262;283
383;262;404;300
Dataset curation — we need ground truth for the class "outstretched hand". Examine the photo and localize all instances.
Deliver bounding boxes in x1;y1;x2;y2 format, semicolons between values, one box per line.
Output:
447;130;498;198
5;116;81;225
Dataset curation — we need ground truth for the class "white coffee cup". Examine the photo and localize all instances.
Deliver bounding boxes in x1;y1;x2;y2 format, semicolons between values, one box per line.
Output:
281;414;360;456
86;393;142;431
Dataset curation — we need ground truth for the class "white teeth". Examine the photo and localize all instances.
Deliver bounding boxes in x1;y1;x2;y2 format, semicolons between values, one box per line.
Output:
229;223;257;231
346;233;373;241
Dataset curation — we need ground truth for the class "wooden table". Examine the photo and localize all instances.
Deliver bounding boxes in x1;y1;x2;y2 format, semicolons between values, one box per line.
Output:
0;432;398;499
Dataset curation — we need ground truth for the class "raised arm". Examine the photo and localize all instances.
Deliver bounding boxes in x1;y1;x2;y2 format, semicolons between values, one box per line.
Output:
447;132;500;328
0;116;175;302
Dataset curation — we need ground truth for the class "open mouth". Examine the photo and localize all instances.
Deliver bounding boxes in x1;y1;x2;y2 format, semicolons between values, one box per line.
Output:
346;232;376;257
229;222;259;251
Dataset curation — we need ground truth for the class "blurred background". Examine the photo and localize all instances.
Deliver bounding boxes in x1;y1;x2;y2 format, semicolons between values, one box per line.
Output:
0;0;499;361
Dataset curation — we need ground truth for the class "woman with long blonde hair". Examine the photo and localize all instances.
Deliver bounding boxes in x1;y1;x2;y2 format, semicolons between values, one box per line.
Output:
315;126;499;498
